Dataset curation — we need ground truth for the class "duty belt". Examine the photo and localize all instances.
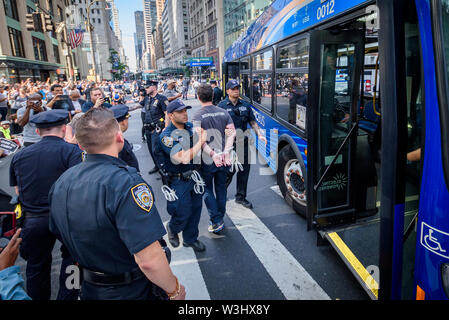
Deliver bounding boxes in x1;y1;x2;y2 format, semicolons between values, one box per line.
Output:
82;267;145;286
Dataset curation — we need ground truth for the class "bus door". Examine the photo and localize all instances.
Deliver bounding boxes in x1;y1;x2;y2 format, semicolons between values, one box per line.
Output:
222;62;240;93
306;29;366;230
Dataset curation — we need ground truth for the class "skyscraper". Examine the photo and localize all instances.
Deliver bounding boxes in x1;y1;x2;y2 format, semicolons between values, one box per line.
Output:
143;0;158;69
134;10;146;71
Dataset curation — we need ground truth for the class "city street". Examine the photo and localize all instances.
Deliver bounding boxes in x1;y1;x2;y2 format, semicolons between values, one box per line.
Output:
0;96;368;300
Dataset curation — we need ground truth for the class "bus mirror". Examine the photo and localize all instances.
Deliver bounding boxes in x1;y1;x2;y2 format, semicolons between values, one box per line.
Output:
442;263;449;299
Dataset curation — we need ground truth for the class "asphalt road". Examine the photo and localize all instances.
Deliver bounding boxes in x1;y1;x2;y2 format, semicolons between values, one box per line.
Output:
0;96;368;300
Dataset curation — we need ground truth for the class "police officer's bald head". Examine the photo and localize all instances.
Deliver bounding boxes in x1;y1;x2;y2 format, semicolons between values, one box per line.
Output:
75;107;123;154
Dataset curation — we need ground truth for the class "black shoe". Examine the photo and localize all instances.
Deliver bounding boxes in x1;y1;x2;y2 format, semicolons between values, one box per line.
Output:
235;198;253;209
183;240;206;252
148;167;159;174
142;137;146;142
167;227;180;248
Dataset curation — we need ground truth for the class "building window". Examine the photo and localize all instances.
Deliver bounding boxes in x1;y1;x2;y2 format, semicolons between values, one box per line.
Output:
32;37;48;61
53;44;60;64
8;27;25;58
47;0;54;16
3;0;19;20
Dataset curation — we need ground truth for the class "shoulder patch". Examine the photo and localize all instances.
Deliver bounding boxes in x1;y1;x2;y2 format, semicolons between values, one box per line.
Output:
131;183;154;212
161;136;174;148
164;100;169;106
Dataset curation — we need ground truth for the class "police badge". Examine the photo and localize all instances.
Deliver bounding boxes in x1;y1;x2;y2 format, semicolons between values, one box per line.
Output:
131;183;154;212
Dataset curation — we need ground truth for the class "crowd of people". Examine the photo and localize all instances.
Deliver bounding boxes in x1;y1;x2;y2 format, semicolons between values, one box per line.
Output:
0;75;268;301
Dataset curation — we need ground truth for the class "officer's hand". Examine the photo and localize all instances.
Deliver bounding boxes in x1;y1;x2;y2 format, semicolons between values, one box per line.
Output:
225;128;234;137
258;134;268;145
195;127;207;144
172;284;186;300
0;229;22;272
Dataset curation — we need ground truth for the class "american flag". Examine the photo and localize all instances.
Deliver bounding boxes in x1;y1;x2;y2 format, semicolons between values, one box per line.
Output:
68;28;84;49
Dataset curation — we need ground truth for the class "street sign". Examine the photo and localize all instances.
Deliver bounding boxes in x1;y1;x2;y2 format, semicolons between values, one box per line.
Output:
187;57;214;67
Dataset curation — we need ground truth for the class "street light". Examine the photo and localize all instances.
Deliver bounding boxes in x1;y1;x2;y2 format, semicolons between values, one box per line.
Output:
86;0;106;81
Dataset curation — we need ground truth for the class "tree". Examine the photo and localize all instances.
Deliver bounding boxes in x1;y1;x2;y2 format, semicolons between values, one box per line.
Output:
108;50;128;80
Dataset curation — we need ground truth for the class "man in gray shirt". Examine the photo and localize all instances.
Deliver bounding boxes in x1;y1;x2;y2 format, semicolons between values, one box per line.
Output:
163;80;182;102
17;93;48;146
193;84;236;234
0;86;8;122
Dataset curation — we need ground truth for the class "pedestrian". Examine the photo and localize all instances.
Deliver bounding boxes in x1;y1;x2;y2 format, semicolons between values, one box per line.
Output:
0;86;8;122
163;80;182;102
181;76;190;100
219;80;268;209
9;109;82;300
69;89;86;115
193;84;236;233
48;107;186;300
46;84;74;112
16;93;49;146
140;80;169;175
193;79;200;99
157;100;207;252
210;80;223;105
81;87;113;112
111;104;140;172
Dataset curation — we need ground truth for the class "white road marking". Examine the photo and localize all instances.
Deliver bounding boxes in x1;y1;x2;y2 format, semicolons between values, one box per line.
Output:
226;200;330;300
270;185;283;198
163;221;211;300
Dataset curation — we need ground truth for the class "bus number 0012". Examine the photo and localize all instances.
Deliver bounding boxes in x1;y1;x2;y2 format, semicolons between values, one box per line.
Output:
317;0;335;20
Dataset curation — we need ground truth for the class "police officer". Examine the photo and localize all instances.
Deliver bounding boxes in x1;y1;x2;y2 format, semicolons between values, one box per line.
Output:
210;80;223;105
157;100;207;252
111;104;140;172
48;107;186;300
140;80;169;175
218;80;267;209
9;109;82;300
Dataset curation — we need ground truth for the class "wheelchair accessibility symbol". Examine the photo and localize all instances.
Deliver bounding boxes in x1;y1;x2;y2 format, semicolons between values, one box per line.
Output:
420;222;449;259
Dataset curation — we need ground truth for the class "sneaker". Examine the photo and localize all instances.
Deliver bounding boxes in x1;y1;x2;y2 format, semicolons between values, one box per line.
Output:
208;221;224;234
183;240;206;252
235;198;253;209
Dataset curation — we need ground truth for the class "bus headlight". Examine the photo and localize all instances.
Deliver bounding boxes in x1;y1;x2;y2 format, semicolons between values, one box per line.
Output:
442;263;449;298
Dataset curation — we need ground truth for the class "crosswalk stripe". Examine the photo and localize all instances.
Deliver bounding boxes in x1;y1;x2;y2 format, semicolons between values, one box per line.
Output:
163;221;211;300
225;200;331;300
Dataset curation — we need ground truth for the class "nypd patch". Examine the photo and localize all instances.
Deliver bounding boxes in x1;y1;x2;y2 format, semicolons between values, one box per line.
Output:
161;136;174;148
131;183;154;212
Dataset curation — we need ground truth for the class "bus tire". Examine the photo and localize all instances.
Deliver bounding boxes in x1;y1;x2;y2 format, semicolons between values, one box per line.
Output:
277;145;307;217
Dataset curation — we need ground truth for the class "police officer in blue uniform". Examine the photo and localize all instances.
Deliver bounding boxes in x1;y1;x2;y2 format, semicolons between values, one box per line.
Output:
156;100;207;252
140;80;169;175
9;109;82;300
111;104;140;172
218;80;267;209
48;107;185;300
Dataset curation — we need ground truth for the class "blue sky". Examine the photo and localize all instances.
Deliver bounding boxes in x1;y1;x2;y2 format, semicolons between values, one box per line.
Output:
115;0;143;72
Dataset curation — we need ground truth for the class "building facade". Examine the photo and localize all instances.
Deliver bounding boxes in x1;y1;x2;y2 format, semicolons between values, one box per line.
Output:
142;0;157;69
160;0;190;74
0;0;71;83
134;10;145;72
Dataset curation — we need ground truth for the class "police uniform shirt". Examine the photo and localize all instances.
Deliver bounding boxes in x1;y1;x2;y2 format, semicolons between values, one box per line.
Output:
192;105;234;153
48;154;166;274
143;94;168;124
119;139;140;172
218;97;256;131
9;136;83;214
158;122;196;174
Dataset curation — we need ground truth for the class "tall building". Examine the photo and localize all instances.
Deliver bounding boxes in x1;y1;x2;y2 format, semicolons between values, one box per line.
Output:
160;0;190;73
75;0;121;80
106;0;126;62
134;10;146;71
189;0;206;59
0;0;71;82
142;0;157;69
223;0;274;50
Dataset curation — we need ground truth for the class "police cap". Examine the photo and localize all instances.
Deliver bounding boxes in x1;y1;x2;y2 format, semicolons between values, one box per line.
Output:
30;109;69;128
167;99;192;113
110;104;130;122
226;80;240;90
145;80;159;88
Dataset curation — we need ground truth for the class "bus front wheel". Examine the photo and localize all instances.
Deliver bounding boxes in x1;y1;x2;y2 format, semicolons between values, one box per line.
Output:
277;145;307;217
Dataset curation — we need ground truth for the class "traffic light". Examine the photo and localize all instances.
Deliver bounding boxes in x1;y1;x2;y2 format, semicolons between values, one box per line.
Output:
41;13;53;32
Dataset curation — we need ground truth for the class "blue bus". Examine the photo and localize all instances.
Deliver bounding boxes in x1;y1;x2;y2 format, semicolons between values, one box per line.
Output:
222;0;449;300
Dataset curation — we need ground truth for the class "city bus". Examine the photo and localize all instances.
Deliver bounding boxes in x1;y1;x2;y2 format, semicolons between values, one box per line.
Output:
222;0;449;300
